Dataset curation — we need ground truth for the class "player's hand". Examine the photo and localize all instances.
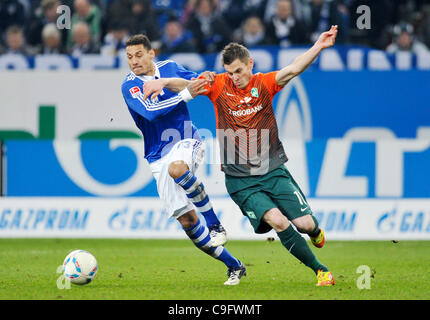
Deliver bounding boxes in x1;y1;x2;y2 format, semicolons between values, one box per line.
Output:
142;79;166;100
198;71;216;85
187;78;208;98
315;25;338;49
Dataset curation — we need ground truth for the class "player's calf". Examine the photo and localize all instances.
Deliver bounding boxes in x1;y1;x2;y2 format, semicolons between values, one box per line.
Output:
173;168;227;246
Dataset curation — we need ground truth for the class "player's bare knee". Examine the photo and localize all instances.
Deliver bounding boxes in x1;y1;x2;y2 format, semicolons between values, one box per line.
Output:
263;208;290;232
292;215;316;234
168;161;189;179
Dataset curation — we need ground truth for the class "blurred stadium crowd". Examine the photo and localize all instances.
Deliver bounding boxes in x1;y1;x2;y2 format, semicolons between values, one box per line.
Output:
0;0;429;57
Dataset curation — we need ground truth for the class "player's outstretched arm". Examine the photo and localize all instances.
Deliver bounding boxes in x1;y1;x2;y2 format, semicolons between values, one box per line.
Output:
142;78;189;100
122;78;208;122
142;71;215;100
276;25;338;86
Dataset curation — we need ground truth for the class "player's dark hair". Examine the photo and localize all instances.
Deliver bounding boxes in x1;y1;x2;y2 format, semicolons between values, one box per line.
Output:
126;34;152;50
221;42;250;65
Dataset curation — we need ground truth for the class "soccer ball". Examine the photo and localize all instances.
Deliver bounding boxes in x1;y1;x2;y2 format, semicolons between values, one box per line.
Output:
63;250;98;285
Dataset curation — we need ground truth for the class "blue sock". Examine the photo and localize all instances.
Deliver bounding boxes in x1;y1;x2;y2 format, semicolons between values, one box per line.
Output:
183;218;240;268
174;171;221;228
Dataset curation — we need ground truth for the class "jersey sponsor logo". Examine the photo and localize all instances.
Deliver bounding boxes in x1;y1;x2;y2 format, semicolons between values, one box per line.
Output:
228;104;263;117
239;96;252;104
129;86;141;98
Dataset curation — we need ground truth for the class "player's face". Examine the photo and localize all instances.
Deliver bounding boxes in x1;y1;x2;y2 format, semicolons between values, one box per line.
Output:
224;58;254;89
126;44;155;76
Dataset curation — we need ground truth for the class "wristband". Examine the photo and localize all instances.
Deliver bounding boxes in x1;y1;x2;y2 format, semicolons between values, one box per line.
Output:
179;87;193;102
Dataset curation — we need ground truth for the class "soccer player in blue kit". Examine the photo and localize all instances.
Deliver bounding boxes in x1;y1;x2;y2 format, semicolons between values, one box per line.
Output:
121;34;246;285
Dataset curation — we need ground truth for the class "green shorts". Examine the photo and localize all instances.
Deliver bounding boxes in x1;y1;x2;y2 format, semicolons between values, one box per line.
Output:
225;165;313;234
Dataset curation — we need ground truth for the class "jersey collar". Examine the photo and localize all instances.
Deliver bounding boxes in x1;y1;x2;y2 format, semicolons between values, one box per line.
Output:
133;62;160;82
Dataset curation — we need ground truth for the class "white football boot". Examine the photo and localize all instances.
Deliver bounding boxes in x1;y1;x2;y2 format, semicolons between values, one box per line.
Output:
209;224;227;247
224;262;247;286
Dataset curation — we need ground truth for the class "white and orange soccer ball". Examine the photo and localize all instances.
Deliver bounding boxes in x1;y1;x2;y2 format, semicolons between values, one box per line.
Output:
63;250;98;285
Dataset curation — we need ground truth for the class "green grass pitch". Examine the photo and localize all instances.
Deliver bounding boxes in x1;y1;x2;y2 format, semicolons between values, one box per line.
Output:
0;239;429;300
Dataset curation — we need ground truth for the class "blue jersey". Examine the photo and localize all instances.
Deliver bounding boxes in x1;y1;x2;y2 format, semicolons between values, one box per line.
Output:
121;60;200;163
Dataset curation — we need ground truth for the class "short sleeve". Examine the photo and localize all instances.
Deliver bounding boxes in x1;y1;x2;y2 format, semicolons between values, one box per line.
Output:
261;71;284;97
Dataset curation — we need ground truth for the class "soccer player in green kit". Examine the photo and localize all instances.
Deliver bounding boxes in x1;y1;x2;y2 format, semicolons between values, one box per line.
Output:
143;26;338;286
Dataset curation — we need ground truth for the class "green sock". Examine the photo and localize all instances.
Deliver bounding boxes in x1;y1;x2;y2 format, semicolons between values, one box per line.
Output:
277;225;328;274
